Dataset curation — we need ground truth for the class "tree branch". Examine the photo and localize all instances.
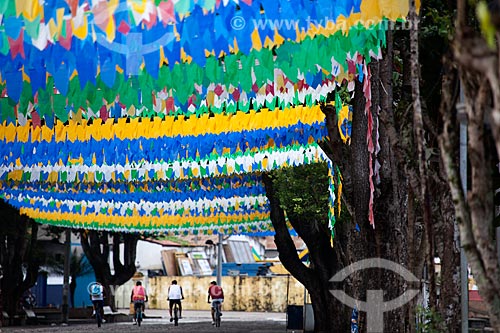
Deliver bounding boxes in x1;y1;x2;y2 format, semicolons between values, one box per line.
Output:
112;234;123;273
262;173;314;286
319;104;354;211
468;81;500;295
410;0;436;307
112;234;138;285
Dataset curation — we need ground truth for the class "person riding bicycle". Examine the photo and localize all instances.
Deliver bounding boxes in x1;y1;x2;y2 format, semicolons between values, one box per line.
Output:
130;281;148;325
207;281;224;326
89;283;105;326
167;279;184;322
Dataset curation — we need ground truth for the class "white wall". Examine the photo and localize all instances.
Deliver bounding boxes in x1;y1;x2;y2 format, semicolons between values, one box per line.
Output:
109;240;164;272
135;241;165;270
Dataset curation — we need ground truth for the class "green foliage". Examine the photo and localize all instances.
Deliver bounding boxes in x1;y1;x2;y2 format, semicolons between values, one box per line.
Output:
157;235;191;246
421;6;455;40
337;83;352;104
270;162;330;222
416;306;446;333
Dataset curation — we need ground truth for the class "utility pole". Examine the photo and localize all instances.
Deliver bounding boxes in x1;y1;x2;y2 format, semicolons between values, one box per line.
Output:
61;229;71;324
216;233;223;286
0;264;3;329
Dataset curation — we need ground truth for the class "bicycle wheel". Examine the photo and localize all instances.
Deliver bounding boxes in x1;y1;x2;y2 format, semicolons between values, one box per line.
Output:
174;305;179;326
96;306;102;328
215;307;221;327
137;307;142;327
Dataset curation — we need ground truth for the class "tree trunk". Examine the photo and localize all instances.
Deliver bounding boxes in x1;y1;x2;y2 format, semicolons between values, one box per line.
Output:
395;31;427;333
262;173;350;332
440;1;500;329
267;7;461;330
409;0;437;311
80;230;139;310
70;276;76;308
268;65;413;331
0;202;41;323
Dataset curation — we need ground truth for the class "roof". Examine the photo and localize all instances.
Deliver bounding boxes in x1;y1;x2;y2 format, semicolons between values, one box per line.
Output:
469;290;483;302
263;236;305;250
269;264;290;275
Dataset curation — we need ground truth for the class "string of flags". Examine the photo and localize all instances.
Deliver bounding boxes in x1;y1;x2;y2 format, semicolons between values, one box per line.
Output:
0;0;412;234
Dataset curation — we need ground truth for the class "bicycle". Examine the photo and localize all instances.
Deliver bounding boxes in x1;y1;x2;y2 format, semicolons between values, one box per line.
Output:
93;300;103;328
172;302;179;326
88;282;105;328
214;300;222;327
134;301;144;326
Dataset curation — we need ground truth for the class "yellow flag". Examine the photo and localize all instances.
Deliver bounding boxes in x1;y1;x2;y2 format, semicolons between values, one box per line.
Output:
251;29;262;50
5;123;16;143
41;125;53;143
105;16;116;42
72;15;89;40
17;124;30;142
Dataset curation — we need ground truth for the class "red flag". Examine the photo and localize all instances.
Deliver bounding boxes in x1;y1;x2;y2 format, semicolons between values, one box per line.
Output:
159;1;175;25
99;105;109;122
144;9;157;30
59;22;73;50
117;20;130;35
166;97;175;114
232;88;240;101
31;110;41;128
214;85;223;96
8;30;25;59
66;0;78;17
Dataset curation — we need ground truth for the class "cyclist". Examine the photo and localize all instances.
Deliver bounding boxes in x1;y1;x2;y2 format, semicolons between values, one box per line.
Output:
130;281;148;325
89;283;104;326
167;279;184;322
207;281;224;326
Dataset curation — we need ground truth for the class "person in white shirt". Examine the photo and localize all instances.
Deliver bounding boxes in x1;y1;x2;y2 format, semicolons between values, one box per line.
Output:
89;282;105;326
167;280;184;321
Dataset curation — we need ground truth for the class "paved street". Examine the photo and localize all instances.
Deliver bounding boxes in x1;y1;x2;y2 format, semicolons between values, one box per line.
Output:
0;309;290;333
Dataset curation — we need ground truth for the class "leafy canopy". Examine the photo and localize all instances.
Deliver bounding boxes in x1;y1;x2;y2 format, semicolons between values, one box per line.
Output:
270;162;330;222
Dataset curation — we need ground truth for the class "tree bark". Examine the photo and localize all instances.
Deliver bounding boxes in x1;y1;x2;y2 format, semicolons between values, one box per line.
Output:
443;0;500;329
321;67;412;331
0;201;41;323
409;0;437;310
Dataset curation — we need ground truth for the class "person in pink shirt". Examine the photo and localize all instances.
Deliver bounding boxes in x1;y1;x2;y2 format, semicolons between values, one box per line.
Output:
130;281;148;325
